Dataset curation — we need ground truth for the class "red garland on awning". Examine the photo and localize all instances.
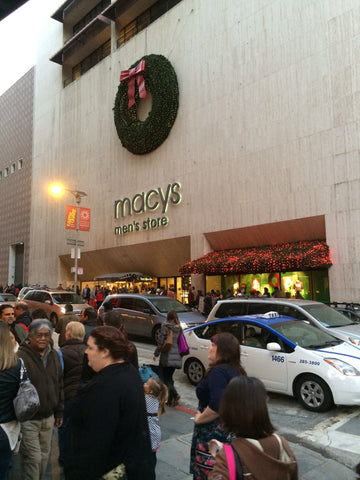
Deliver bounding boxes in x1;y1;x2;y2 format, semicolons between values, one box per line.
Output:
179;240;332;275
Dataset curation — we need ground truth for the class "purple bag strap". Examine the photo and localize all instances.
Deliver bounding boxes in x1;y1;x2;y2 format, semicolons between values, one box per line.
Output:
224;444;236;480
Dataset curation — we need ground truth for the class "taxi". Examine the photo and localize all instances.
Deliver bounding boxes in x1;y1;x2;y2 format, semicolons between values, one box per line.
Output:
182;312;360;412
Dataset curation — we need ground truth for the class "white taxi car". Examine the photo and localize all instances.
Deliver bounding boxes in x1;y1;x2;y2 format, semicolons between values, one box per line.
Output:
182;312;360;412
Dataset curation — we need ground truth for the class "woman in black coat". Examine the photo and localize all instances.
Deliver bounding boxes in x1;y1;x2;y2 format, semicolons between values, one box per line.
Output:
64;326;155;480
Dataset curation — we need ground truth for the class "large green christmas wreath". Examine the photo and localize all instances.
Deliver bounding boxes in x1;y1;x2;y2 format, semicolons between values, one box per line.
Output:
114;54;179;155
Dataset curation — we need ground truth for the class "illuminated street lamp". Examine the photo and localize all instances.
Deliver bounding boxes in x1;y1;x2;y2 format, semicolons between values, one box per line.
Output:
50;184;87;293
50;184;87;204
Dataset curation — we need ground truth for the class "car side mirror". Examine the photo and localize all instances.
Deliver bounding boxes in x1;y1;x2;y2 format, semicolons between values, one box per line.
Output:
266;342;281;351
44;299;52;305
144;308;152;314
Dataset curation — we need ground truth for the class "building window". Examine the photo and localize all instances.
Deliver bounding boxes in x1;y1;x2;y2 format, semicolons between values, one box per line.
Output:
0;171;2;180
11;163;16;173
72;39;111;81
73;0;111;35
4;167;9;177
18;159;23;170
117;0;182;48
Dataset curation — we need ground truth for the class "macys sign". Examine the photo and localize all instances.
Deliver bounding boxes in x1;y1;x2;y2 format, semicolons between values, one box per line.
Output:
114;182;181;219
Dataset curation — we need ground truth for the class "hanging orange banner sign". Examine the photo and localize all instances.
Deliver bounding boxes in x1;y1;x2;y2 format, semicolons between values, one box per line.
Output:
79;207;91;231
65;205;77;230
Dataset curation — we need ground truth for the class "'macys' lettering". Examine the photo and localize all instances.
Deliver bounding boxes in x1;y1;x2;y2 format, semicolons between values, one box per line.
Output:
114;182;181;219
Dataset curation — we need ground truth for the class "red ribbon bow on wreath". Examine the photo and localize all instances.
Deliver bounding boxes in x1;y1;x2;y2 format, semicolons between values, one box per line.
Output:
120;59;147;108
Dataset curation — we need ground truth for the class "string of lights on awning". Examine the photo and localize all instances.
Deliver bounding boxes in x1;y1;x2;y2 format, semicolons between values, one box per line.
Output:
179;240;332;275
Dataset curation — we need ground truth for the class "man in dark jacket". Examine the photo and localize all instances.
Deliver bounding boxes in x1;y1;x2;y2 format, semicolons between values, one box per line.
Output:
203;292;213;317
14;302;32;332
18;319;64;479
80;306;98;342
55;303;80;347
58;321;87;465
0;304;26;344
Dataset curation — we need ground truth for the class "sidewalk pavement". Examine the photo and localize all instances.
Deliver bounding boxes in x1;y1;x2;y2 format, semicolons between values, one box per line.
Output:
8;405;357;480
157;406;357;480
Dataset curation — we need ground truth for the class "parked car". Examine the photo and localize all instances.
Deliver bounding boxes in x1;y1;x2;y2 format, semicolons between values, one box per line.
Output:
206;298;360;347
183;313;360;412
98;294;205;343
0;293;17;306
17;286;34;301
21;289;85;326
334;308;360;323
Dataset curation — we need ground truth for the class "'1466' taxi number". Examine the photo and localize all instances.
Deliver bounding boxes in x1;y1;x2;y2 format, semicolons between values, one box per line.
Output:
272;355;285;363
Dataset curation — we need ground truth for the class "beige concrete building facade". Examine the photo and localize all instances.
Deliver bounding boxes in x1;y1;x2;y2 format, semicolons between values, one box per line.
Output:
2;0;360;301
0;68;33;287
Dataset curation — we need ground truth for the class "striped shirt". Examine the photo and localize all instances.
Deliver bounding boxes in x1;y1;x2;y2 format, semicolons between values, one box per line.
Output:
145;394;161;451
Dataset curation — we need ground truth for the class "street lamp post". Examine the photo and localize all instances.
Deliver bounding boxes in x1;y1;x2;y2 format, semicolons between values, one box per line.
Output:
50;185;87;293
71;190;87;294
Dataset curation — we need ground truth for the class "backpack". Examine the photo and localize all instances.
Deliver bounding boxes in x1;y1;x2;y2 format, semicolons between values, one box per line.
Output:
224;444;243;480
160;328;173;353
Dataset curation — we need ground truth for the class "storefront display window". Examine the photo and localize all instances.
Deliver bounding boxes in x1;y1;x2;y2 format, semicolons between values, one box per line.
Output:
281;271;310;299
159;276;190;302
159;277;174;292
239;273;271;297
312;270;330;303
204;270;330;302
222;274;241;297
205;275;222;296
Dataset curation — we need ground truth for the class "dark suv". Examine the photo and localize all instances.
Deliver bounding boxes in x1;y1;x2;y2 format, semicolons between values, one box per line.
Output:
99;294;204;343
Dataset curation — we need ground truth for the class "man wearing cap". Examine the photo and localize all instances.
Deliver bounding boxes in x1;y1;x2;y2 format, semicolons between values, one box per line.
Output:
55;303;80;347
18;319;64;480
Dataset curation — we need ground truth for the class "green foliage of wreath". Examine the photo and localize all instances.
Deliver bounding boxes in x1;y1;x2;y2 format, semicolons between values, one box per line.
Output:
114;54;179;155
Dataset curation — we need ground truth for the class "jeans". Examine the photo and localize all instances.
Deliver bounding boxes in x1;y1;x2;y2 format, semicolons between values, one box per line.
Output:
0;427;12;480
20;416;54;480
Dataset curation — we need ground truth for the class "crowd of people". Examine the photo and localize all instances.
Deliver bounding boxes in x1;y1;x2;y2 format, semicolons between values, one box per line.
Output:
1;291;357;480
0;301;160;480
196;285;305;316
0;295;299;480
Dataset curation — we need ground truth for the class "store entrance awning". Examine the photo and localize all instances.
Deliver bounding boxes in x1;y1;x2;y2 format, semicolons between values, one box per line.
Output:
94;272;147;282
59;236;191;282
179;240;332;275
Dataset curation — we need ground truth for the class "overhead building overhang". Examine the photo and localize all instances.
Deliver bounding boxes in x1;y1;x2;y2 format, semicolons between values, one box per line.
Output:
50;14;111;65
179;216;330;275
51;0;73;22
204;216;326;251
102;0;158;23
51;0;104;24
179;240;332;275
0;0;29;21
59;236;191;282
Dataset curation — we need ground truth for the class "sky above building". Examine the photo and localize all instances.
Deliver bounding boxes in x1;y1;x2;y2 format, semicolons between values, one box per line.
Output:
0;0;36;95
0;0;59;96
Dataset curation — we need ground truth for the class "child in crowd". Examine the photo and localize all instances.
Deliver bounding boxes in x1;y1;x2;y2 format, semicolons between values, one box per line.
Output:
144;376;168;464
